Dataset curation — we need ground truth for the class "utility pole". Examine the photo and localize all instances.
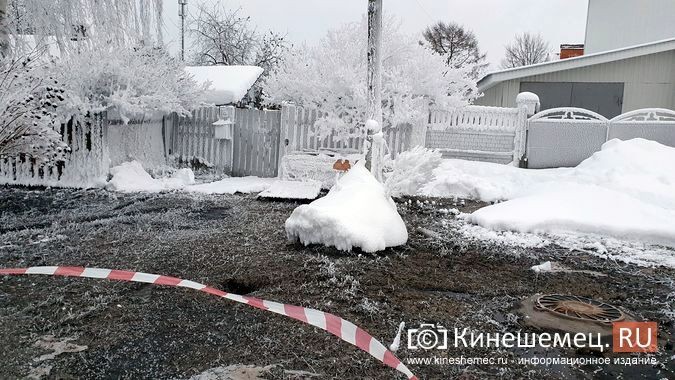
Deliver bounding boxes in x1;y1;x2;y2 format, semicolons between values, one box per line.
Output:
365;0;383;171
178;0;188;61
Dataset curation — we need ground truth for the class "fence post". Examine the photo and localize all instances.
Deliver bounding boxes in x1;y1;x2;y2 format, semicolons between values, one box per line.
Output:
221;106;236;175
278;103;294;178
515;92;540;167
410;107;429;149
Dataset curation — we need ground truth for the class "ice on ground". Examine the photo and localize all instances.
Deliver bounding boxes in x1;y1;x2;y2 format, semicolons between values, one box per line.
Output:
285;161;408;253
187;176;276;195
530;261;553;273
107;161;195;193
185;65;264;105
258;180;322;200
424;139;675;254
456;221;551;249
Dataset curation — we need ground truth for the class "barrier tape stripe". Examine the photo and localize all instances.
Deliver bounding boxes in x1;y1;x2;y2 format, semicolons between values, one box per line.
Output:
0;266;417;380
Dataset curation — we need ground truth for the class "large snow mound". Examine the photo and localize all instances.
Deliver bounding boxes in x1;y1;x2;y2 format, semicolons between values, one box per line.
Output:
468;183;675;246
285;161;408;253
185;65;264;105
436;139;675;248
107;161;195;193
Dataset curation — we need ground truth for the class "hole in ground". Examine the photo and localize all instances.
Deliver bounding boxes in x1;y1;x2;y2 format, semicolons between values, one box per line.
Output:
219;278;267;295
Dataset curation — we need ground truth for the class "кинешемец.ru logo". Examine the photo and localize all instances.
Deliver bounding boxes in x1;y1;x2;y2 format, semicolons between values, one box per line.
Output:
612;322;657;353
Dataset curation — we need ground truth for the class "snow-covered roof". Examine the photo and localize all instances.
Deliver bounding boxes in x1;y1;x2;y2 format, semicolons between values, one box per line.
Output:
478;37;675;92
185;65;264;105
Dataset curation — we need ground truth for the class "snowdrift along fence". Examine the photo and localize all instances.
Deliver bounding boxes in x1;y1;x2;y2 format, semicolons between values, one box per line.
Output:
0;266;417;380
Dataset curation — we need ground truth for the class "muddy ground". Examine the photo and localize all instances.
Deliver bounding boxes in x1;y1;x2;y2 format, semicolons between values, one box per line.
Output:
0;186;673;379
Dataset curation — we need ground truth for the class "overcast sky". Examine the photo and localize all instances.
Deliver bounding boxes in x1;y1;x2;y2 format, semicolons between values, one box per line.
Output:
162;0;589;70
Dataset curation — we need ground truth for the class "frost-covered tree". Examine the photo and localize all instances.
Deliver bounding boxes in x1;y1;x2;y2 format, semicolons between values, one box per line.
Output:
0;57;69;163
48;46;206;122
421;21;487;78
189;4;287;71
263;17;477;142
188;3;288;106
501;33;550;68
0;0;8;58
6;0;164;57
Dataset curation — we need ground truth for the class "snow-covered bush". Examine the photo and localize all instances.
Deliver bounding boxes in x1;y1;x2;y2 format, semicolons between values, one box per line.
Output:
48;46;205;121
384;147;442;197
262;16;478;142
0;58;69;163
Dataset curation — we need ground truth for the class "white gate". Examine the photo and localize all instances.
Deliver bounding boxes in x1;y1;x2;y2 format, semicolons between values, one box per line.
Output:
608;108;675;146
527;108;608;169
526;107;675;168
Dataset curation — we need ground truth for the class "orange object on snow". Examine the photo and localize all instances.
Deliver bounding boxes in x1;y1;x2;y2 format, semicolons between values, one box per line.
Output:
333;159;351;172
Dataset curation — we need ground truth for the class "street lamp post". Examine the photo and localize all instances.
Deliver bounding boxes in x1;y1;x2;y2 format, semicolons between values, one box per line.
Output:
178;0;188;61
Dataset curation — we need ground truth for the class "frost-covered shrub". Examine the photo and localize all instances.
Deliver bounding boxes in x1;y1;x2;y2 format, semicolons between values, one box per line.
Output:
263;17;478;143
0;58;69;163
49;46;205;121
384;147;442;197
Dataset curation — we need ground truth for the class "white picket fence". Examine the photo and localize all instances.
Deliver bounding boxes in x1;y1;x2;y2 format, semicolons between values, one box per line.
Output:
169;107;234;173
278;105;415;159
170;105;416;178
425;105;528;165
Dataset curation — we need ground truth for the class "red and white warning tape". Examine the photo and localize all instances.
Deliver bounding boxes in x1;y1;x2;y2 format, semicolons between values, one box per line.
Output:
0;266;417;379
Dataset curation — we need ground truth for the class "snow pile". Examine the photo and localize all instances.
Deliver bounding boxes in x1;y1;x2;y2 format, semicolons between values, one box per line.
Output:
107;161;195;193
187;176;276;195
258;180;322;200
385;147;442;197
185;66;264;105
431;139;675;249
469;182;675;246
422;159;571;202
285;161;408;253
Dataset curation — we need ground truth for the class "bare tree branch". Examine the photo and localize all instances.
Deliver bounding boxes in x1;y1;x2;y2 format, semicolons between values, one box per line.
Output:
501;32;550;69
421;21;487;78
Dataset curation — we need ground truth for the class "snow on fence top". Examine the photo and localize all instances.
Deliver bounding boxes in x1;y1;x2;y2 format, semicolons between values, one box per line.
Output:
185;66;264;105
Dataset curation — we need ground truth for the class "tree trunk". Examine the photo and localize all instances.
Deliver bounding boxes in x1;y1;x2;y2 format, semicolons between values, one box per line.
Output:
365;0;382;171
0;0;9;58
